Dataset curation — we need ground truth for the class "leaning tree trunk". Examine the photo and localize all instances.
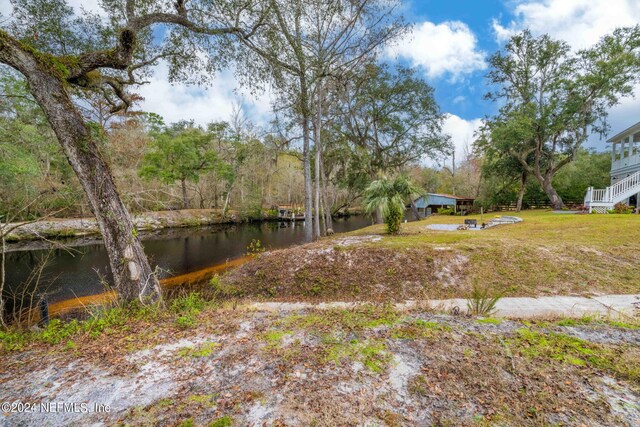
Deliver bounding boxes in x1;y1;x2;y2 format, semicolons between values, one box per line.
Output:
516;171;527;212
540;174;564;210
18;61;160;302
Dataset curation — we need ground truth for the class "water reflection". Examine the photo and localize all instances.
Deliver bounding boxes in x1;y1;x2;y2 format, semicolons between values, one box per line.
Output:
5;217;370;303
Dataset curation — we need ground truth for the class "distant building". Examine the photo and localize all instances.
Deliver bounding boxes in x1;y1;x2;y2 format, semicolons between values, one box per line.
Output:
412;193;475;217
584;122;640;212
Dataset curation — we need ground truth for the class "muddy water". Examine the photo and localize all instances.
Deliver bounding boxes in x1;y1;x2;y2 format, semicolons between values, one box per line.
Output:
5;216;371;303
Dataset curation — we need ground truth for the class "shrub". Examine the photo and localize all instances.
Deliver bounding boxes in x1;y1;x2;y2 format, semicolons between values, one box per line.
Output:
609;202;634;214
385;202;404;234
467;286;502;316
170;292;206;329
39;319;81;344
246;239;266;257
362;176;422;235
438;208;454;215
170;292;206;314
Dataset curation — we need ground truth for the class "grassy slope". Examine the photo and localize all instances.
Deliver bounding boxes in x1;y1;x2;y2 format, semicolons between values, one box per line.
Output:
375;210;640;296
221;210;640;300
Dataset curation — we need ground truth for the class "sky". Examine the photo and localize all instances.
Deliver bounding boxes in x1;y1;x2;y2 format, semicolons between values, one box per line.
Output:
2;0;640;162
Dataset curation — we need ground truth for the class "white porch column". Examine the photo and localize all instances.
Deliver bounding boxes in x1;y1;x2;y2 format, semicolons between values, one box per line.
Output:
612;141;617;163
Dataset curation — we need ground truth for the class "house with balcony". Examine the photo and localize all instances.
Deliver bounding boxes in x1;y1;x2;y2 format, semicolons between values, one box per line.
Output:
584;121;640;213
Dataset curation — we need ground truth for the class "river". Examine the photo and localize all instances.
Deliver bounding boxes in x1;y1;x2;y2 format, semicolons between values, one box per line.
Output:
4;216;371;304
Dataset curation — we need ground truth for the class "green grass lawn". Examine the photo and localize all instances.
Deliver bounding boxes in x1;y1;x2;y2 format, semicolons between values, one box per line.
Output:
347;210;640;297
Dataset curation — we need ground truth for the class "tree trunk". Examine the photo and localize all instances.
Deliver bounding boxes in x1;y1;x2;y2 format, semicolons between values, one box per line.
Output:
19;62;160;302
516;171;527;212
409;200;421;220
181;178;189;209
222;180;234;216
515;185;525;212
320;151;333;233
516;170;529;212
313;81;322;240
369;170;384;224
0;229;6;328
303;118;314;241
542;176;564;210
301;98;314;243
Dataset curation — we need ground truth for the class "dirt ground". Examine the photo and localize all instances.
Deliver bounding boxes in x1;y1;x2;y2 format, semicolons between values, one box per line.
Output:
221;235;470;302
1;305;638;427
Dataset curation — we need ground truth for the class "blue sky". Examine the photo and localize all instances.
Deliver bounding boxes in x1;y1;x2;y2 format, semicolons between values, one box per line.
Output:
406;0;510;120
2;0;639;159
382;0;640;158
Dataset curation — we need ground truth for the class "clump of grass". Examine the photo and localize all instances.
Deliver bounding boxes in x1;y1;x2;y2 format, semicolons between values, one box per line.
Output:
178;418;195;427
170;292;206;313
476;317;503;325
508;327;640;381
1;302;161;352
467;286;502;316
324;338;391;373
209;416;233;427
261;330;291;349
281;304;399;332
556;315;639;330
39;318;81;344
187;394;215;405
176;342;219;358
391;319;450;340
170;292;207;329
209;275;243;299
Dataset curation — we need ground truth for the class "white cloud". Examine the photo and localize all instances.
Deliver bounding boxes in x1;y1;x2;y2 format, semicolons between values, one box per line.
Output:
442;113;483;160
491;18;517;44
385;21;486;80
493;0;640;49
136;63;273;127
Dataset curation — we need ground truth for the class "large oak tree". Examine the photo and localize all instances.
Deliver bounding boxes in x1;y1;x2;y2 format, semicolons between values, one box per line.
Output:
0;0;265;301
483;28;640;209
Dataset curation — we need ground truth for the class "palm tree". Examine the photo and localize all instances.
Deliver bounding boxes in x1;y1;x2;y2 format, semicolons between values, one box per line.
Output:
362;176;423;234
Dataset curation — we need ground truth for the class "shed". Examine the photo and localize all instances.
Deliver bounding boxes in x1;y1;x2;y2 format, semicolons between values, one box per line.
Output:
412;193;475;217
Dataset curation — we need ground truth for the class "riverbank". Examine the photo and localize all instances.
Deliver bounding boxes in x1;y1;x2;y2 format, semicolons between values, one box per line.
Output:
3;209;240;242
4;208;364;242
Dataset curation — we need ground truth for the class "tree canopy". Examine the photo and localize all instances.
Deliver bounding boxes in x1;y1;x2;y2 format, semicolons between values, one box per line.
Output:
481;27;640;209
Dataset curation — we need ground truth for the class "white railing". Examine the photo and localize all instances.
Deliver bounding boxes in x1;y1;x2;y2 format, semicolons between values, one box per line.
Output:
609;170;640;201
585;170;640;212
591;189;607;202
